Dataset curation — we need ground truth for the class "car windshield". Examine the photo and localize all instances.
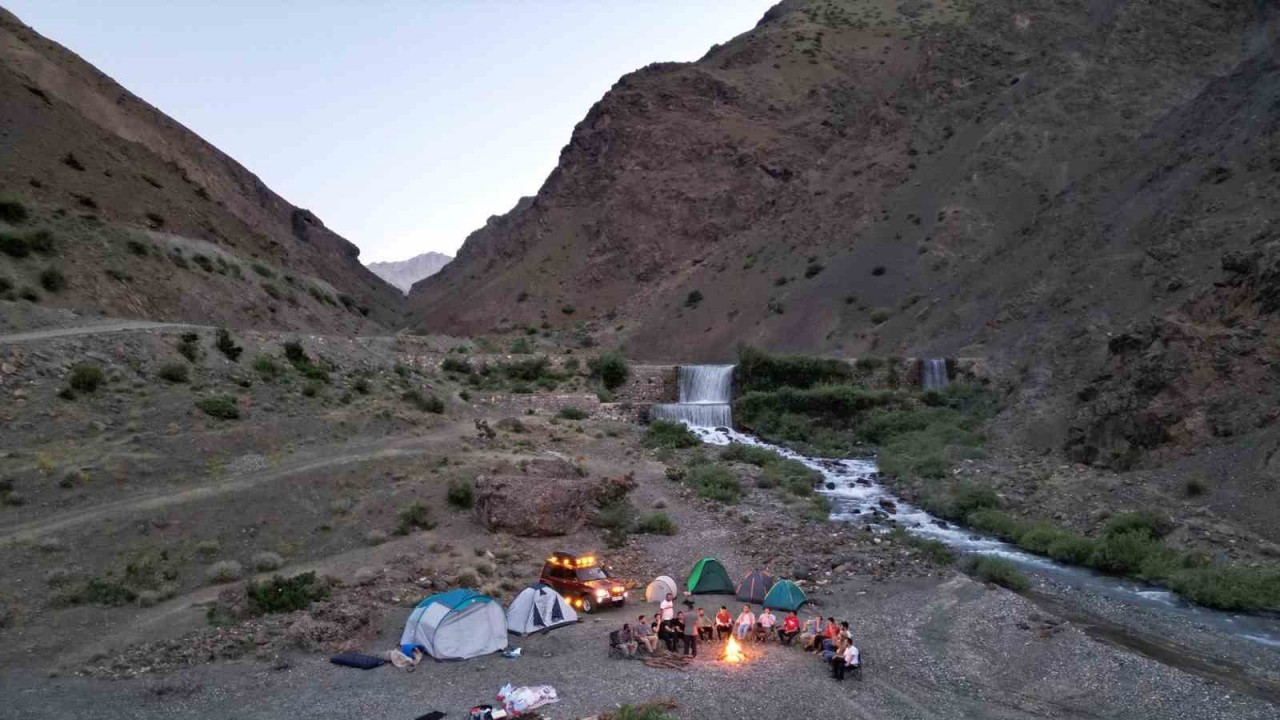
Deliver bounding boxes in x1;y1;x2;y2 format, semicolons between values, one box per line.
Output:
576;566;608;581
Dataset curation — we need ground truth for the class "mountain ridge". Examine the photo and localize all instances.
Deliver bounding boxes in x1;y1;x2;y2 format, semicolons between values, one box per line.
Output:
367;251;452;294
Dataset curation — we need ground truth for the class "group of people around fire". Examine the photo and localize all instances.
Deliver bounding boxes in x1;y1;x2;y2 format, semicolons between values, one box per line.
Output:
614;593;862;681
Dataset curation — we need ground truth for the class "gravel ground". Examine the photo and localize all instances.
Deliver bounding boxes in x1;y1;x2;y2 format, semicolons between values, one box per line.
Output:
2;572;1276;720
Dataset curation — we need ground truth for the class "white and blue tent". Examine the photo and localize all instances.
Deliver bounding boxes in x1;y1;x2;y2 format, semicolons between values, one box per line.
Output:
400;588;507;660
506;583;578;635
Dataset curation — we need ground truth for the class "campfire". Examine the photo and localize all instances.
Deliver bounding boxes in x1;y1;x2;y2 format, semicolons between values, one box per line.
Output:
722;636;746;664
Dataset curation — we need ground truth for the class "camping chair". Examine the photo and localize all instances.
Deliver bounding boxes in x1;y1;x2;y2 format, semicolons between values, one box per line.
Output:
752;623;770;643
849;648;864;681
608;630;628;660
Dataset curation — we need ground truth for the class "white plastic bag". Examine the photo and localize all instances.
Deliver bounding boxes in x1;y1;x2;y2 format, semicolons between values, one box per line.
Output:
497;684;560;714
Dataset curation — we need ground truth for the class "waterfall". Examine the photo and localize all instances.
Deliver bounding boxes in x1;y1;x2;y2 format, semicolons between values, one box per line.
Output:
922;358;948;390
651;365;734;428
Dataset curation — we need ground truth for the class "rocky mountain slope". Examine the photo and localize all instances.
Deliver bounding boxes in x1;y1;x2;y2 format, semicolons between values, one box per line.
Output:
0;7;404;332
367;251;451;293
410;0;1279;462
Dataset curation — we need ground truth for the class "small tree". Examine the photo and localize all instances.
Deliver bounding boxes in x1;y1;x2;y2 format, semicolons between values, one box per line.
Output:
588;352;629;390
215;327;243;362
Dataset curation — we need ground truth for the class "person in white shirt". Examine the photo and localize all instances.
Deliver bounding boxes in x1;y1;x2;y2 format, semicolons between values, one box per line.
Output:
660;593;675;621
757;607;777;641
837;643;861;681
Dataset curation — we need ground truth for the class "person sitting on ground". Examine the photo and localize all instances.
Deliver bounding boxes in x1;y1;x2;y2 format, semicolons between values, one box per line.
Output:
618;623;637;658
715;606;733;641
758;607;777;641
633;614;657;654
679;610;699;657
831;636;850;681
695;607;714;641
735;605;756;641
779;611;801;646
843;642;861;679
665;613;685;652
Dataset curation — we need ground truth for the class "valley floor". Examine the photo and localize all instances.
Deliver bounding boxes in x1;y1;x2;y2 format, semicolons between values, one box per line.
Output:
1;322;1277;719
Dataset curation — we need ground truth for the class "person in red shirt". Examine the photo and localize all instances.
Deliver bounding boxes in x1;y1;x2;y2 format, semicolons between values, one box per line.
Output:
824;616;840;642
778;611;801;646
714;606;733;642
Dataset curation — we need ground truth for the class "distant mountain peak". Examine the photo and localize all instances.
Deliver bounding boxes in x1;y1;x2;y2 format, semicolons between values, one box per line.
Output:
367;252;452;293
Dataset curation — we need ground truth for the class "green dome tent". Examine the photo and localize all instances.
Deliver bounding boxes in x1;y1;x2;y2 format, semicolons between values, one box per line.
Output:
686;557;734;595
763;579;807;611
736;569;776;604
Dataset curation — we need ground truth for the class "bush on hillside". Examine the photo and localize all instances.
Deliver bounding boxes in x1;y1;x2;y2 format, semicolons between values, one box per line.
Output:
633;512;678;535
396;501;436;535
157;362;190;383
403;389;444;413
685;290;704;307
643;420;699;449
734;346;854;392
0;198;29;224
245;572;329;615
38;267;65;292
557;407;589;420
682;464;742;504
447;479;475;509
177;332;202;363
0;231;30;258
441;356;472;374
588;352;629;390
195;395;240;420
69;364;105;393
253;354;282;380
1103;511;1175;540
215;327;243;362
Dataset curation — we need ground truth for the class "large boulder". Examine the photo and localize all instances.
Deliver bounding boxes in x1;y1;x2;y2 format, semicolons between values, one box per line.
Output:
473;460;635;537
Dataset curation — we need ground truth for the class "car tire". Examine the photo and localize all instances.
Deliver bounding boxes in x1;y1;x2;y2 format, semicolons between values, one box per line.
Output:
581;597;595;614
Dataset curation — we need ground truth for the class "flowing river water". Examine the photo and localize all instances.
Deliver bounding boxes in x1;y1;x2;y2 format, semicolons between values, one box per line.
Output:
657;365;1280;655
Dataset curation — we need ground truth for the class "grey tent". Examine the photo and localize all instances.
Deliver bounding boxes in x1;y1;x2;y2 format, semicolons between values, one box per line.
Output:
400;588;507;660
736;569;775;604
506;583;578;635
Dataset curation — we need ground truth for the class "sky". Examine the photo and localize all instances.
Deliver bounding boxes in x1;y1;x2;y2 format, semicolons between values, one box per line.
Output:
8;1;777;263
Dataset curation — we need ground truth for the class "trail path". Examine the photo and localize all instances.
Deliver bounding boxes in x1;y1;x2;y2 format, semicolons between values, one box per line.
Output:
0;320;206;345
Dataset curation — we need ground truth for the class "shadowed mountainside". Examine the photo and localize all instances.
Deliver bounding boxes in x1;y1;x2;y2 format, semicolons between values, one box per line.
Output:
0;7;404;332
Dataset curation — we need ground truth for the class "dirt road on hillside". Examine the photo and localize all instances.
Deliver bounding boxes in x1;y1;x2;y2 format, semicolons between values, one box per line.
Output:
0;320;203;344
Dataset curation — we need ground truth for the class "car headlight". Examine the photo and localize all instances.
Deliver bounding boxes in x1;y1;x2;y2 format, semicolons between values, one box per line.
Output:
622;591;629;599
595;589;607;599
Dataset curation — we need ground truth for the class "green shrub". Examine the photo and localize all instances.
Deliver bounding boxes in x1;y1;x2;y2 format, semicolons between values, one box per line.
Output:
1165;565;1280;611
353;376;371;394
643;419;699;449
633;512;678;535
195;395;240;419
588;352;629;389
0;198;29;223
177;332;202;363
961;556;1029;591
682;464;742;504
64;577;137;606
403;389;444;413
965;509;1025;541
396;501;436;535
0;275;11;296
510;338;533;354
890;528;955;565
734;346;853;392
1088;530;1158;575
610;703;679;720
804;262;824;278
869;308;891;324
685;289;704;307
253;354;282;380
501;356;552;382
245;572;329;615
192;254;214;272
29;230;55;255
157;362;189;383
252;262;275;279
557;407;589;420
1184;478;1207;497
440;356;472;374
18;286;38;302
0;231;31;258
447;479;474;509
215;327;243;362
69;364;104;393
126;239;149;256
1104;511;1174;540
1046;534;1097;565
261;282;281;300
594;498;633;548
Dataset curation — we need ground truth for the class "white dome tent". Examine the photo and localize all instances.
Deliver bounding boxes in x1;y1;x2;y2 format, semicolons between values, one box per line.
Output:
644;575;679;603
506;583;579;635
400;589;507;660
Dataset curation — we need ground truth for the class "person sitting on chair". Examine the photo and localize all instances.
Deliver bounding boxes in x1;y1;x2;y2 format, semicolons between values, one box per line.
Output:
843;642;861;680
663;614;684;652
800;614;822;651
831;637;850;681
618;623;637;658
735;605;756;641
715;606;733;641
758;608;777;641
778;611;801;646
695;608;713;641
633;615;657;654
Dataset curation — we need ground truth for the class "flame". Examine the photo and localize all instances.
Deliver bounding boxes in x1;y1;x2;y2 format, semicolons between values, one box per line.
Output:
722;636;746;663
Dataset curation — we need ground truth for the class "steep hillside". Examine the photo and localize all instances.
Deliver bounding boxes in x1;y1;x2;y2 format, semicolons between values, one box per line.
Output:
0;7;404;332
410;0;1278;455
368;251;451;293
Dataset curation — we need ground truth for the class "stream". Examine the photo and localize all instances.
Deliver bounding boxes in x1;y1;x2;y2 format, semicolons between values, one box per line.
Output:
655;365;1280;660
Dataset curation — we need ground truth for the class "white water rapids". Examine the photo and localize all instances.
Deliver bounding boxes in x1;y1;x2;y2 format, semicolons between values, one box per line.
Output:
664;364;1280;647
